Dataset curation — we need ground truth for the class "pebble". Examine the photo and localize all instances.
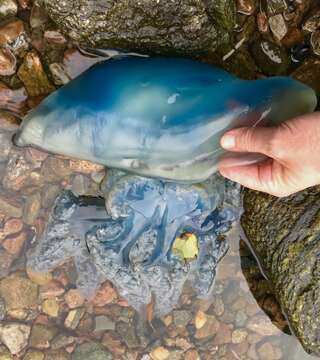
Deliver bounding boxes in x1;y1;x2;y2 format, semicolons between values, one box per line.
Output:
41;157;72;182
27;268;53;285
212;323;232;345
195;315;220;340
71;174;90;195
265;0;287;16
292;58;320;93
173;310;192;327
237;0;256;15
0;48;16;76
0;274;39;310
23;192;41;225
42;298;59;317
51;335;75;350
0;82;27;115
64;289;85;309
311;30;320;56
0;297;5;320
0;111;19;131
64;308;85;330
303;11;320;33
235;310;248;327
247;315;281;336
91;282;117;306
185;349;200;360
69;159;105;174
150;347;170;360
247;344;258;360
257;12;269;34
30;3;48;28
72;342;113;360
18;51;55;97
269;14;288;41
257;342;282;360
94;315;116;332
102;333;126;356
0;218;23;240
23;350;45;360
116;321;140;348
231;329;248;343
49;63;70;86
0;0;17;20
0;19;24;46
0;195;22;218
40;280;65;299
195;310;207;329
0;323;30;354
0;249;13;278
2;230;26;255
44;30;66;44
29;324;58;349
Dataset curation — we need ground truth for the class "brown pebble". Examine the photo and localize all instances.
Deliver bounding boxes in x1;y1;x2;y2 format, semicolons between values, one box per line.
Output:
0;18;24;46
257;12;269;33
64;289;85;309
185;349;200;360
0;47;16;76
91;282;117;307
40;280;65;299
2;230;26;254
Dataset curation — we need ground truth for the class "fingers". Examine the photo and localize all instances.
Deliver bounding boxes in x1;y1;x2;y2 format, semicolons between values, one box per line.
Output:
220;126;278;157
219;160;288;197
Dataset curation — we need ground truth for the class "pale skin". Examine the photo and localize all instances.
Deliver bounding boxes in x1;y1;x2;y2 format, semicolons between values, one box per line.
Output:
218;112;320;197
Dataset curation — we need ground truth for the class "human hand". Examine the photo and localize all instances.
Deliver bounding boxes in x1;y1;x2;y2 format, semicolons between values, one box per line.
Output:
218;112;320;197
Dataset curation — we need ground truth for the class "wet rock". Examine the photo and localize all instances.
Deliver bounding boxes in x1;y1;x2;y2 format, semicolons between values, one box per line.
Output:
23;192;41;225
23;350;45;360
236;0;256;15
231;329;248;343
251;39;289;75
212;323;232;345
29;324;58;349
30;3;48;28
18;51;55;97
0;218;23;240
2;230;26;255
0;0;17;20
0;346;13;360
0;18;24;46
41;184;61;209
303;10;320;33
242;186;320;354
150;347;170;360
0;297;5;320
0;111;19;131
185;349;200;360
46;349;70;360
292;58;320;93
45;0;235;56
0;82;27;115
26;268;53;285
64;289;85;309
264;0;288;16
51;335;75;350
194;314;220;340
0;134;12;164
311;30;320;56
0;274;39;310
0;323;30;355
42;298;59;317
257;12;269;34
94;315;115;332
116;321;140;349
71;175;90;196
246;315;280;336
40;280;65;299
0;48;16;76
257;342;282;360
64;308;85;330
0;249;13;278
72;342;113;360
173;310;192;327
91;282;117;307
269;14;287;41
44;30;66;45
49;63;70;86
195;310;207;329
101;333;125;356
41;157;72;182
69;159;104;175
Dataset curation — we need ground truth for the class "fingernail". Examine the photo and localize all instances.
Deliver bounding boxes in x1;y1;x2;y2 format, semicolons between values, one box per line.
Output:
221;134;235;149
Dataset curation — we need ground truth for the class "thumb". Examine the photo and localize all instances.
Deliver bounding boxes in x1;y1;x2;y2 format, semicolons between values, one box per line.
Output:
220;126;278;156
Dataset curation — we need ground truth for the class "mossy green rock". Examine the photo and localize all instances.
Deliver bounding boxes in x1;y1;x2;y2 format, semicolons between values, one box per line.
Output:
241;186;320;356
44;0;235;56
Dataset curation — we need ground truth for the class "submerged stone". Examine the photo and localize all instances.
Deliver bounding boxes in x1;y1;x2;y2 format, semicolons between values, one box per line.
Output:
15;56;316;183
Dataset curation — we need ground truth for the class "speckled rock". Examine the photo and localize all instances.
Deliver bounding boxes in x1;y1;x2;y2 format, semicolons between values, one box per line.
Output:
0;323;30;355
29;324;58;349
0;274;39;310
72;342;112;360
242;186;320;355
44;0;236;56
0;0;17;20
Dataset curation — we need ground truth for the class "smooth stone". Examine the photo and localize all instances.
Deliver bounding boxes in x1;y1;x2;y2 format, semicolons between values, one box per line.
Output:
236;0;256;15
94;315;116;332
116;321;140;349
23;192;41;225
0;19;24;46
51;335;75;350
173;310;192;327
64;289;85;309
29;324;58;349
251;39;290;75
0;297;6;320
0;323;30;355
2;230;26;255
41;184;61;209
26;268;53;285
231;329;248;344
0;249;13;278
71;174;90;195
0;274;39;310
64;308;86;330
49;63;70;86
263;0;288;16
0;195;22;218
311;30;320;56
0;48;16;76
269;14;288;41
194;315;220;340
42;298;59;317
0;81;27;115
72;342;113;360
18;51;55;97
0;0;17;20
292;58;320;93
46;350;70;360
23;350;45;360
150;347;170;360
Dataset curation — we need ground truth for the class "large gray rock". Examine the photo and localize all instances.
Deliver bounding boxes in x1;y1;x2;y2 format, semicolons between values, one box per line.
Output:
44;0;236;56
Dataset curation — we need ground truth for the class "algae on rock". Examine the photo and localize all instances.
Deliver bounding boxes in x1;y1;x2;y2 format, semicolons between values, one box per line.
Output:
44;0;236;56
241;186;320;356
